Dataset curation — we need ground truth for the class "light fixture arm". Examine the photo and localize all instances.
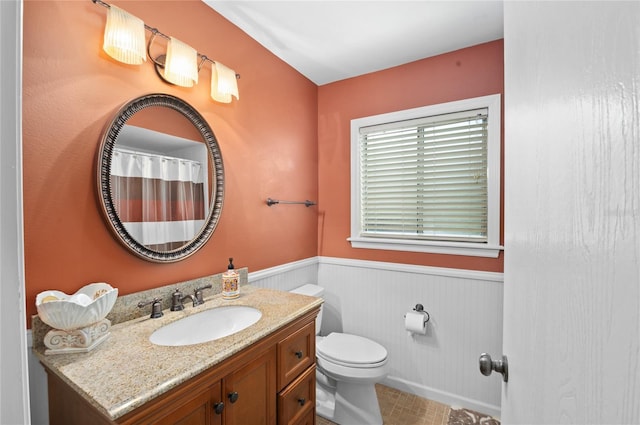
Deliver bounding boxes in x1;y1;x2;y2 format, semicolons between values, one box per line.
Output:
145;30;173;84
197;56;208;72
146;30;164;67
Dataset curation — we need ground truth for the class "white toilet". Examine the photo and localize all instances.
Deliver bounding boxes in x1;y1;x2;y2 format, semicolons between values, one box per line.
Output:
290;284;388;425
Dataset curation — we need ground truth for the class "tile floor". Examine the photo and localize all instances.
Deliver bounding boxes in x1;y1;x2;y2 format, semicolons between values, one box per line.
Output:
316;384;451;425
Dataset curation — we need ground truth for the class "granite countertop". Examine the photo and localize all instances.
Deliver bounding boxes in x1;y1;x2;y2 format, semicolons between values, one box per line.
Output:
34;285;322;421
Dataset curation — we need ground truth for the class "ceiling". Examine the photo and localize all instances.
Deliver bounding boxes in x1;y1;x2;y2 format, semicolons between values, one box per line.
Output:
204;1;504;85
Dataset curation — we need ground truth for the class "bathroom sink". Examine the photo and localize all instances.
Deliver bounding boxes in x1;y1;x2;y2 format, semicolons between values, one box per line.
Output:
149;306;262;346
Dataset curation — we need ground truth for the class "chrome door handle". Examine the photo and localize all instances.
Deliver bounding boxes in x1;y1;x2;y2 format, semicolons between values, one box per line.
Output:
479;353;508;382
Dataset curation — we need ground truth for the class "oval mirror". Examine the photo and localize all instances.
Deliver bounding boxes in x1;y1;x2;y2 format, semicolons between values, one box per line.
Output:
97;94;224;262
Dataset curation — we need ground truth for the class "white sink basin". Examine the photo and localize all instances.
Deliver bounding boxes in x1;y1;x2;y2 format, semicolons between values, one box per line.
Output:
149;306;262;346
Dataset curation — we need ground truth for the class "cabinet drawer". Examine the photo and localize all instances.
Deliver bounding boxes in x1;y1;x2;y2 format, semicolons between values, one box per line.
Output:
277;321;315;390
277;365;315;425
289;406;315;425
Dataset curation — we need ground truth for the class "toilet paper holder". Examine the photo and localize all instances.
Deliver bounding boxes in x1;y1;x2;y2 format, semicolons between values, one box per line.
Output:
411;304;430;324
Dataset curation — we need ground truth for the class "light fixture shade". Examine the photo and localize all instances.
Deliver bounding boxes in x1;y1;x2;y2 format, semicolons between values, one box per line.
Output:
103;5;146;65
163;37;199;87
211;62;239;103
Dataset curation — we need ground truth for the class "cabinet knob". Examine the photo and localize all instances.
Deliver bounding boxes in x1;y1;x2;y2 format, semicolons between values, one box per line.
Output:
213;402;224;414
297;398;306;406
295;350;303;359
228;391;239;404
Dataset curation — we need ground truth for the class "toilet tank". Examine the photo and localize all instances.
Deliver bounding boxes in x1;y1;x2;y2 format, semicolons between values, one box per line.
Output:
290;284;324;335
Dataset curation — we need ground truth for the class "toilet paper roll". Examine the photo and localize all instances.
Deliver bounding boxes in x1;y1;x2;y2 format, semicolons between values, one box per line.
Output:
405;311;427;335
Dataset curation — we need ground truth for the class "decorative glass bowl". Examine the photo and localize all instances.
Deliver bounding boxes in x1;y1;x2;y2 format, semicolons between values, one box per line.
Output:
36;283;118;331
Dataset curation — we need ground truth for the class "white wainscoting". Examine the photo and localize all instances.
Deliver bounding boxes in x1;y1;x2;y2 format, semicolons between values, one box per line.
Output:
249;256;504;417
247;257;319;291
316;257;503;417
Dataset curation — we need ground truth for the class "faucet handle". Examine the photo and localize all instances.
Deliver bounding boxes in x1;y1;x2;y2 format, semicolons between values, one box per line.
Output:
138;298;163;319
170;289;184;311
194;284;212;306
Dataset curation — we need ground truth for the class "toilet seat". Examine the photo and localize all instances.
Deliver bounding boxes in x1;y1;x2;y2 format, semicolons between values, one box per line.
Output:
317;333;387;368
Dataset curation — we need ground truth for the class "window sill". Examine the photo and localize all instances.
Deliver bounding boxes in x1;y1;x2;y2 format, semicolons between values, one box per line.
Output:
347;237;503;258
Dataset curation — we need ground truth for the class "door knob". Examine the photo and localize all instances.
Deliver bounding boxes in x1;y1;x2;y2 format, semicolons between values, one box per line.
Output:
479;353;508;382
228;391;239;403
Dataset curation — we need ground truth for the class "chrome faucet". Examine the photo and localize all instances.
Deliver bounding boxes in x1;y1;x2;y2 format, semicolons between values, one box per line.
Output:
138;297;163;318
171;289;196;310
194;284;212;306
180;294;197;308
170;285;212;311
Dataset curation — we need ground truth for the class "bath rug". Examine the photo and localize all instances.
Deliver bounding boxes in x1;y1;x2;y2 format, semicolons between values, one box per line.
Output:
447;407;501;425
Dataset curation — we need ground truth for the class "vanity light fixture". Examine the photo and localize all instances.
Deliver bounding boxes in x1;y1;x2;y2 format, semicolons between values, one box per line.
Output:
93;0;239;102
211;62;240;103
162;36;199;87
102;4;146;65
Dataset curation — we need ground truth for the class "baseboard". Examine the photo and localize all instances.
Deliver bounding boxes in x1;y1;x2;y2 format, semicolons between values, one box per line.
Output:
382;375;501;419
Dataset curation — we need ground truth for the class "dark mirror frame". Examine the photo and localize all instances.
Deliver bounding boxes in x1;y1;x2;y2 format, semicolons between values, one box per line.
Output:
97;93;224;263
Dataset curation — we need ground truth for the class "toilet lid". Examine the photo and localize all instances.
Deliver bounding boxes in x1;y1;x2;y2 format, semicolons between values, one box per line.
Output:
317;333;387;366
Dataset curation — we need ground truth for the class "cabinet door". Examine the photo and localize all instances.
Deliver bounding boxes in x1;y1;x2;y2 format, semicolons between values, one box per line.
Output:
145;381;223;425
224;347;277;425
210;380;224;425
150;388;210;425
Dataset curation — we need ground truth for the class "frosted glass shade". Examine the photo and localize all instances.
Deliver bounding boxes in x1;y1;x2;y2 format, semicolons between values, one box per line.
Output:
103;5;146;65
163;37;199;87
211;62;239;103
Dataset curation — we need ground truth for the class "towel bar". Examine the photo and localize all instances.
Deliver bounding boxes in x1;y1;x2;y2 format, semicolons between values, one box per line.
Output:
266;198;316;207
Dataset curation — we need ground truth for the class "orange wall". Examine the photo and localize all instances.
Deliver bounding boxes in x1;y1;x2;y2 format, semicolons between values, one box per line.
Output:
23;1;504;325
317;40;504;271
22;0;318;323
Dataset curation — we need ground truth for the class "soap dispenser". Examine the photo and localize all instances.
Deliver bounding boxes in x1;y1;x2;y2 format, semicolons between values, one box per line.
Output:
222;257;240;299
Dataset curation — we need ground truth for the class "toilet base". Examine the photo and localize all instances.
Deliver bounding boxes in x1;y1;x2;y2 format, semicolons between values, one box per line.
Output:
333;380;383;425
315;374;383;425
316;384;336;421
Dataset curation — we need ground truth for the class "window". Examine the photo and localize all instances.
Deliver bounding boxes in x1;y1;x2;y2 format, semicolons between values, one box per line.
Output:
349;94;502;257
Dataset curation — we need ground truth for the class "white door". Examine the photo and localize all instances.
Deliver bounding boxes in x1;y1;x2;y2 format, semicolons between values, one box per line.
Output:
502;2;640;423
0;1;31;424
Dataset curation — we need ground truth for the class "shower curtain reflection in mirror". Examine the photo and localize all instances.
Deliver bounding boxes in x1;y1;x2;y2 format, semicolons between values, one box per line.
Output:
110;148;207;251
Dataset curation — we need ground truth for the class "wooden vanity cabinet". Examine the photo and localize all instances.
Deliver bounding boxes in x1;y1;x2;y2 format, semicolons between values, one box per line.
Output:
44;308;318;425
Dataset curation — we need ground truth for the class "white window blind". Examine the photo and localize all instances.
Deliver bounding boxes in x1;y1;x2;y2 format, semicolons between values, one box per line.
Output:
350;94;502;257
359;108;489;242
